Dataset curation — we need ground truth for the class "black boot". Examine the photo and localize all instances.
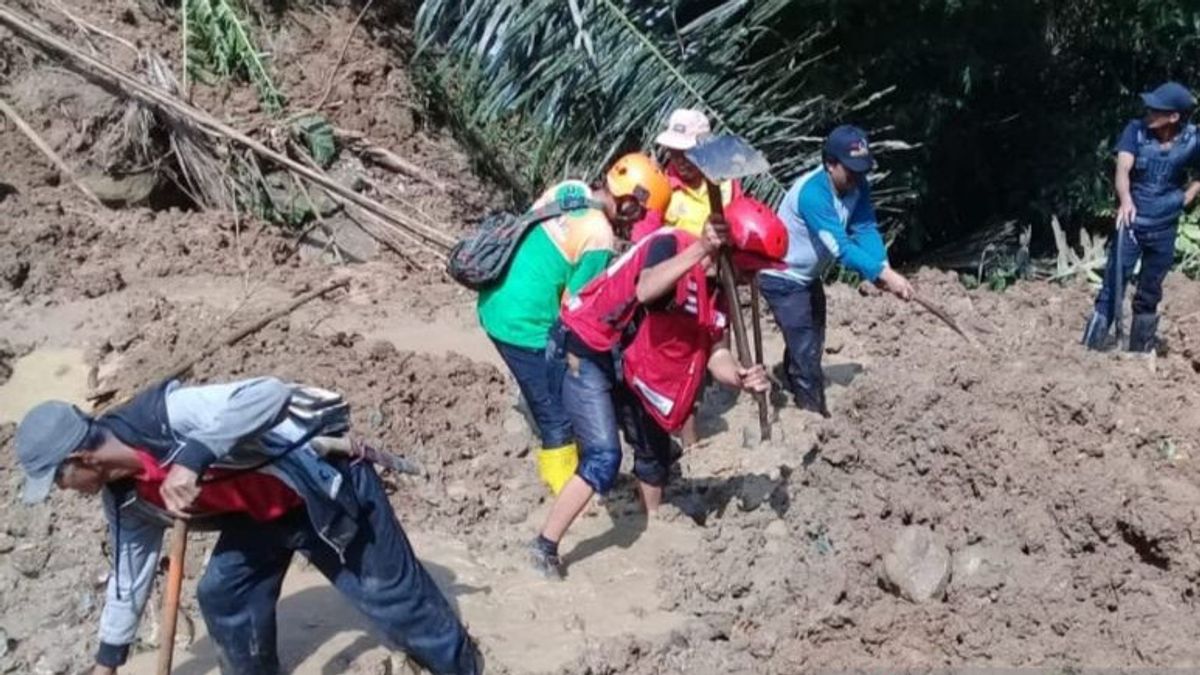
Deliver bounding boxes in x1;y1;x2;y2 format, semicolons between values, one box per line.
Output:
1128;313;1159;353
1081;311;1111;351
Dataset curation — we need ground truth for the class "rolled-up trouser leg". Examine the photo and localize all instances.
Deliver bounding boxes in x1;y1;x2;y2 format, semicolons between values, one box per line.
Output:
562;348;622;494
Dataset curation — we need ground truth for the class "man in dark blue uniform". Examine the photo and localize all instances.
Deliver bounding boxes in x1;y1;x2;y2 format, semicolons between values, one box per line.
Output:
1083;81;1200;352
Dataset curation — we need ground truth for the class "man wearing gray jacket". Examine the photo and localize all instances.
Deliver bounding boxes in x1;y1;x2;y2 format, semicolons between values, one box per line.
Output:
12;376;481;675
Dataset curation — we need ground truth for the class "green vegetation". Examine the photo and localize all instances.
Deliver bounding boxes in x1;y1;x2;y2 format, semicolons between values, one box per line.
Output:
412;0;907;208
414;0;1200;272
1176;215;1200;279
183;0;285;113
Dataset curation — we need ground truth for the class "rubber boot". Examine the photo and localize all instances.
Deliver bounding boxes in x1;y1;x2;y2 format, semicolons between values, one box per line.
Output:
1127;313;1159;353
536;442;578;495
1081;311;1110;351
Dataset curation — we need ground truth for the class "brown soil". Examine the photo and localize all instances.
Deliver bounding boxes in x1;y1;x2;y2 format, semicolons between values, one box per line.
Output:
2;2;1200;674
569;271;1200;674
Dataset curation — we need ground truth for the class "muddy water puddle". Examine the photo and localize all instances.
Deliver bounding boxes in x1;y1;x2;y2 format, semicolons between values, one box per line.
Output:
0;348;91;423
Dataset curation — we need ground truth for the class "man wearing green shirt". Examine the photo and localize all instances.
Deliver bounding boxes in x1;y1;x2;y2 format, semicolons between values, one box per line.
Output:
478;153;670;495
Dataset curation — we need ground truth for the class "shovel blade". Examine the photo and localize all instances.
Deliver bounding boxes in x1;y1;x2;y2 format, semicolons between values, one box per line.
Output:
685;134;770;183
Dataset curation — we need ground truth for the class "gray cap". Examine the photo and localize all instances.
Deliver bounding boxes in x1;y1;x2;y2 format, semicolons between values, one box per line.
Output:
14;401;91;504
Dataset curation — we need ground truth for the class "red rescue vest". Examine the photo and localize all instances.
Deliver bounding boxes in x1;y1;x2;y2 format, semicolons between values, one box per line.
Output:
562;229;726;431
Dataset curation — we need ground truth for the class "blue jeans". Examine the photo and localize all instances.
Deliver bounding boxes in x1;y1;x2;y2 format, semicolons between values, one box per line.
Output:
1094;225;1178;317
548;323;677;493
195;462;480;675
759;274;828;415
490;337;573;448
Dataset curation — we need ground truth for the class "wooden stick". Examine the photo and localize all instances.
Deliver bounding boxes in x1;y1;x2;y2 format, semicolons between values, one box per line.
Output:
0;6;455;255
912;294;976;345
0;97;103;207
750;276;765;366
88;277;350;407
701;180;770;440
156;519;189;675
356;143;448;192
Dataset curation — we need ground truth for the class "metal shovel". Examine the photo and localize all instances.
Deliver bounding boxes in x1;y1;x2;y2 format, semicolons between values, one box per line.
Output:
1112;224;1126;348
685;134;773;441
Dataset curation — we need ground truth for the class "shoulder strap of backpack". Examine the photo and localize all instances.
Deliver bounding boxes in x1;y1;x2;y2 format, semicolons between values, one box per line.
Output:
518;198;607;228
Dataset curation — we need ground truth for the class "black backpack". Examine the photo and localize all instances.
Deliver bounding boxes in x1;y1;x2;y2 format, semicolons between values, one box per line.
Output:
447;195;604;290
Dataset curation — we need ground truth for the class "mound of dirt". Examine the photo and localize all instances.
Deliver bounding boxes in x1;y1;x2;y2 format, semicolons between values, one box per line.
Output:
568;270;1200;673
98;290;531;532
0;190;302;301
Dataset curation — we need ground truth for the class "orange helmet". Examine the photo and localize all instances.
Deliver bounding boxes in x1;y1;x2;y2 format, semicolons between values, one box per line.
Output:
605;153;671;213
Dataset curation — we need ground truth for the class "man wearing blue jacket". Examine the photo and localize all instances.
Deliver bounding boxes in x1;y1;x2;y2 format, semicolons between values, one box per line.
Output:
760;125;914;415
12;377;481;675
1083;81;1200;352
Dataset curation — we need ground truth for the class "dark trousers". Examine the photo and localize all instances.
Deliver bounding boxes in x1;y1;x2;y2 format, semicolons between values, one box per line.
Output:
195;462;480;675
759;274;828;414
491;337;573;448
1094;225;1177;316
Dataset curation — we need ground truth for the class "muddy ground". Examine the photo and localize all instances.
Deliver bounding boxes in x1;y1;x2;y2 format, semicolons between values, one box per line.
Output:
3;1;1200;674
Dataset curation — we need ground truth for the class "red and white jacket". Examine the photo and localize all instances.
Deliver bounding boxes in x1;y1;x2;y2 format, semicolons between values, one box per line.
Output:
563;229;726;431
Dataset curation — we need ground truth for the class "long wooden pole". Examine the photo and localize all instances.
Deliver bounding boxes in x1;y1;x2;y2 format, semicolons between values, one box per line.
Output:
706;185;771;441
156;519;189;675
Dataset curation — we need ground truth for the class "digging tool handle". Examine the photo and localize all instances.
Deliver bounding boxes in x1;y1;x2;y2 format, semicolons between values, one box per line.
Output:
706;183;770;441
911;294;969;342
750;276;765;366
1113;224;1125;345
157;519;189;675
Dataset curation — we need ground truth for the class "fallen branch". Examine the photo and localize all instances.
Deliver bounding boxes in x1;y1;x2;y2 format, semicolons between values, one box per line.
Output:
88;277;350;409
0;96;104;207
288;140;438;267
912;294;977;347
0;5;455;257
337;128;448;192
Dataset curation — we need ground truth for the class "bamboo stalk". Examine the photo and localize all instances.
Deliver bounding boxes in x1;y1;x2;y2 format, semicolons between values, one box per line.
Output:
0;97;104;207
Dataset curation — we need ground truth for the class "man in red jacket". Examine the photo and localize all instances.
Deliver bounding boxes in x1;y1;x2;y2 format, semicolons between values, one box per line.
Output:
529;210;778;579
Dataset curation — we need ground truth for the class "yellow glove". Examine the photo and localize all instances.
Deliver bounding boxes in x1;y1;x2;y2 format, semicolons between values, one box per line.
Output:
537;443;579;495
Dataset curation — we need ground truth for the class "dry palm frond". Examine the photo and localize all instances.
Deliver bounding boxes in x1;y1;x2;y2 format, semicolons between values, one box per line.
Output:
144;52;244;210
414;0;904;206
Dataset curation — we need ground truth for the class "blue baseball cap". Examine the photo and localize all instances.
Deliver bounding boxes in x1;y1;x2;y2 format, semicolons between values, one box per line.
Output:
824;124;874;173
1141;82;1195;113
14;401;91;504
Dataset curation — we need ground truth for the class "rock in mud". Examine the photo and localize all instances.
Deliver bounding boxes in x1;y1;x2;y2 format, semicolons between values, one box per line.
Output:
951;544;1012;596
79;171;158;207
10;545;51;579
881;526;951;603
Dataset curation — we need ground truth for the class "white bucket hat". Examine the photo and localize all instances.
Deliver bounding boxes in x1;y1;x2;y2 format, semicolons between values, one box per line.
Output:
655;109;711;150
